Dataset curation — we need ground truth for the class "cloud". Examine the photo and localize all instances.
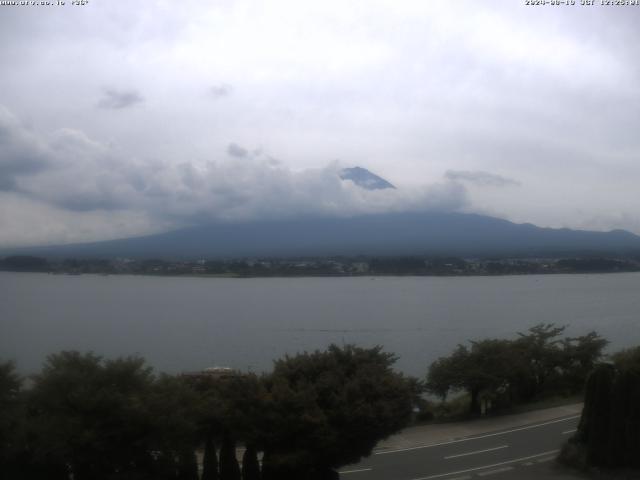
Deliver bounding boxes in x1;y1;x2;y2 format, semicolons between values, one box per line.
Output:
227;143;248;158
210;83;233;98
0;106;469;246
97;88;144;109
0;191;167;248
445;170;521;187
0;106;51;191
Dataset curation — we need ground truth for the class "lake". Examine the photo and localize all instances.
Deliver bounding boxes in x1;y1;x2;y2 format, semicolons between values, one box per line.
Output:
1;272;639;377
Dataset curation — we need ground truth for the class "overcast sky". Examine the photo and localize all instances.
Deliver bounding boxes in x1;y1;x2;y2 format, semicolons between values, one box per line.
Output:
1;0;640;247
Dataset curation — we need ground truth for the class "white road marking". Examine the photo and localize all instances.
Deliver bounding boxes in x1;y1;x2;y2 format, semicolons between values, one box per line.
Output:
375;415;579;455
562;429;577;435
521;462;534;466
477;466;514;476
339;468;373;474
410;449;559;480
536;457;555;463
444;445;508;459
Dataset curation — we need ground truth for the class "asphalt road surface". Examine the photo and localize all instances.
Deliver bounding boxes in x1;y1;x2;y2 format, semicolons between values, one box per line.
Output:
339;414;581;480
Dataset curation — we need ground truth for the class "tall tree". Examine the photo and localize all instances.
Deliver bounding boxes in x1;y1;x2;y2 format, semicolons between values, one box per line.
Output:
202;433;219;480
219;433;241;480
187;372;266;479
177;449;199;480
578;364;615;466
242;444;261;480
574;346;640;468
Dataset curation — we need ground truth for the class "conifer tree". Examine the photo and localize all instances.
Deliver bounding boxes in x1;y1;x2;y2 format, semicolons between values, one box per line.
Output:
177;450;199;480
202;434;219;480
579;364;614;466
220;433;241;480
242;444;261;480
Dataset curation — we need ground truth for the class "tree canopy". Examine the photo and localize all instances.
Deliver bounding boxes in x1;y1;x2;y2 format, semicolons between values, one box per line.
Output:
1;345;415;480
426;324;608;414
260;344;414;478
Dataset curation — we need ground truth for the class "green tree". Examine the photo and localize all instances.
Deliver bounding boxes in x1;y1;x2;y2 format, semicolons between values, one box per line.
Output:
577;364;615;466
513;323;566;400
26;351;159;480
187;372;266;479
611;345;640;371
147;374;202;477
201;434;219;480
427;340;519;414
572;346;640;468
219;433;241;480
0;361;23;477
260;344;414;478
608;367;640;467
242;444;261;480
560;331;608;393
177;450;199;480
426;345;468;401
609;346;640;467
427;324;608;415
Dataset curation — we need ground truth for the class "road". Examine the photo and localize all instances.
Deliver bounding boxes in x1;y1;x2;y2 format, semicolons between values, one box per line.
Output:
339;411;582;480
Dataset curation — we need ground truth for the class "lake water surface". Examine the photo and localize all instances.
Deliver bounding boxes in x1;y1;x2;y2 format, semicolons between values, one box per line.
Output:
1;272;639;377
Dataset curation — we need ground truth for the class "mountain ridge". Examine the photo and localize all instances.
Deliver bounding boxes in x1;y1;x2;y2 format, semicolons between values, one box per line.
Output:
5;211;640;260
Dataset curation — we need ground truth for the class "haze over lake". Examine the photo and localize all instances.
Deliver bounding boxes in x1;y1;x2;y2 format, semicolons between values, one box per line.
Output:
2;272;639;377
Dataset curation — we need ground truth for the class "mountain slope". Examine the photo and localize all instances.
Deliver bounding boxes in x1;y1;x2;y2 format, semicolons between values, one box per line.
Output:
9;212;640;259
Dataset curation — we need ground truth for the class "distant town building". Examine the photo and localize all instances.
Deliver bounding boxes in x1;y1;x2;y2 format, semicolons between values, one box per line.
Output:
181;366;240;380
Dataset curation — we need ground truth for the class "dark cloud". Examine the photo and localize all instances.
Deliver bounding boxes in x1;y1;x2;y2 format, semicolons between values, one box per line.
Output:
97;88;144;110
227;143;248;158
445;170;520;187
0;107;50;191
210;83;233;98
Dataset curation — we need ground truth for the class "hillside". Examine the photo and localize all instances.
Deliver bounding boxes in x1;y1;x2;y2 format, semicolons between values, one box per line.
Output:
7;211;640;259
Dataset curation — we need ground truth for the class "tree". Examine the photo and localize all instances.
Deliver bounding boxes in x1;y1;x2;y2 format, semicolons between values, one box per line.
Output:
611;345;640;371
25;351;159;480
202;434;219;480
426;345;468;401
609;346;640;468
177;450;199;480
219;433;241;480
260;344;414;478
560;332;608;393
187;372;266;480
0;255;49;272
577;364;615;466
514;323;567;400
426;340;519;414
426;324;604;414
572;346;640;469
146;374;202;477
0;361;23;477
242;444;261;480
608;368;640;467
